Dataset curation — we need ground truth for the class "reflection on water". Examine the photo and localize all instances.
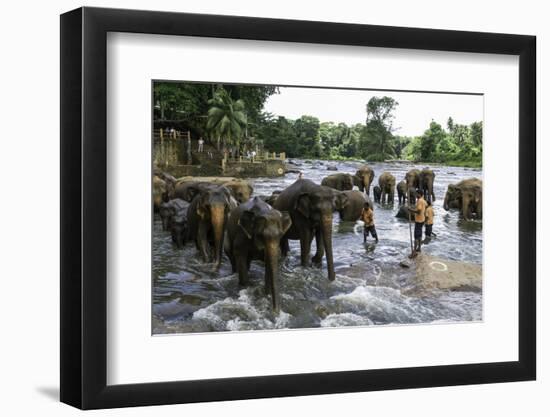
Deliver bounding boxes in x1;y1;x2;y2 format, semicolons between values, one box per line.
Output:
153;161;482;334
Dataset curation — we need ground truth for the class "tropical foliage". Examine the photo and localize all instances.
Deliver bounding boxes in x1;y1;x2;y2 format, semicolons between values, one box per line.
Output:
401;118;483;166
206;88;247;149
153;83;482;166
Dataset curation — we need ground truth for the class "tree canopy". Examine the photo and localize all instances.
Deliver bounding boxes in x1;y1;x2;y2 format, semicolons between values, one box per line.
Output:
153;84;482;166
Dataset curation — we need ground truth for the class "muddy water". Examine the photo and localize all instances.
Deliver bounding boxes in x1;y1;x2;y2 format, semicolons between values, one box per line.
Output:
153;161;482;334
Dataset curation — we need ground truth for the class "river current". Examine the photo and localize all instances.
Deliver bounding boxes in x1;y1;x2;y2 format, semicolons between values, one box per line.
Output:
152;160;482;334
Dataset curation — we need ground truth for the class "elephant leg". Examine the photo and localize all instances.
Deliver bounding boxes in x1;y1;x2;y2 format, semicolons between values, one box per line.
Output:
280;237;290;257
196;222;210;262
299;229;312;267
461;197;472;220
312;228;324;266
235;253;249;286
476;199;482;219
227;252;236;273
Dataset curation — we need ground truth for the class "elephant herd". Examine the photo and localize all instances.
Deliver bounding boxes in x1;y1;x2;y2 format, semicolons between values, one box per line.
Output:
319;166;482;221
152;164;482;312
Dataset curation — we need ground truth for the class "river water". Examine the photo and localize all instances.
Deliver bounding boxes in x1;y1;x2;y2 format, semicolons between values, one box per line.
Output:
152;160;482;334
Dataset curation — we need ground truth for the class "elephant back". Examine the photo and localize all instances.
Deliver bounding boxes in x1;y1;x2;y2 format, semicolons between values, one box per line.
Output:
379;171;396;187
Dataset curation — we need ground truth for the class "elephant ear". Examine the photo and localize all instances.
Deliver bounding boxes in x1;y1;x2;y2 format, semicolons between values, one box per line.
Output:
219;186;233;207
280;211;292;234
238;210;256;239
195;192;210;218
334;192;348;211
184;184;203;202
295;193;311;218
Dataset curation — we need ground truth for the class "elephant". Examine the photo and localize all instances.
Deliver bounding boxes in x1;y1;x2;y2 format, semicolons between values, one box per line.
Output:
173;181;209;202
171;211;189;249
396;181;417;206
321;173;354;191
373;185;382;203
259;190;282;207
396;180;408;205
221;180;254;203
408;186;417;205
419;168;436;202
153;175;170;212
273;179;341;281
187;184;237;267
159;198;189;231
225;197;292;311
405;169;421;191
378;172;396;205
334;190;371;221
443;178;482;220
395;204;411;220
353;165;375;196
154;169;177;188
153;169;176;194
174;179;253;204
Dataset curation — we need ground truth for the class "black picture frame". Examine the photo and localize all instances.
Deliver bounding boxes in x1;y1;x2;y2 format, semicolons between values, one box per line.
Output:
60;6;536;410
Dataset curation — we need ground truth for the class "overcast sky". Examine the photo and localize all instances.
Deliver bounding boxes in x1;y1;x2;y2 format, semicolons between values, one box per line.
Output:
263;87;483;137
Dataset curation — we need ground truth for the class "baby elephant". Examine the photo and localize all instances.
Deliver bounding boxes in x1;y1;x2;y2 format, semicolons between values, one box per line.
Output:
373;185;382;203
159;198;189;231
225;197;292;312
171;211;189;249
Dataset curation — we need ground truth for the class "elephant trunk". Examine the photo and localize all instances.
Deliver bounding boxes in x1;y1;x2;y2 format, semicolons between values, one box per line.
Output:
476;198;482;219
353;175;363;192
264;241;280;312
462;196;471;220
210;205;226;268
363;178;371;196
321;215;336;281
443;192;450;211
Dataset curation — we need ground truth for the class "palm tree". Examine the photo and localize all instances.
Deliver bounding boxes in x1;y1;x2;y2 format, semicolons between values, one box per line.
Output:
206;88;247;151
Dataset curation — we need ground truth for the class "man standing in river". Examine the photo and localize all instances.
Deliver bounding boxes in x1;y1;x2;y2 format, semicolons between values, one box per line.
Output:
361;202;378;244
424;200;435;239
409;189;427;257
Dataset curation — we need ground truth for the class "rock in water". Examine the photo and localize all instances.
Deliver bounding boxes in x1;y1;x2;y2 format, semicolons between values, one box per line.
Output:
395;205;410;219
399;259;412;268
413;254;482;292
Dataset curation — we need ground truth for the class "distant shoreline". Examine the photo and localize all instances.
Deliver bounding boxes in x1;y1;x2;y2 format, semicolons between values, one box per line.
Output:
288;157;482;169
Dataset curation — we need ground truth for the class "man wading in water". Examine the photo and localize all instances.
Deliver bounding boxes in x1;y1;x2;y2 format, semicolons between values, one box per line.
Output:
361;202;378;244
408;189;427;257
424;200;436;240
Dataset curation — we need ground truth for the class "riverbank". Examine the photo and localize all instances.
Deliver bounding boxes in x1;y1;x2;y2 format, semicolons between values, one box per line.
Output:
303;156;482;168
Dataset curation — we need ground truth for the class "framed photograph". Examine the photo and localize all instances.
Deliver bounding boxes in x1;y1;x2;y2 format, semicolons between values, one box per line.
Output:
60;7;536;409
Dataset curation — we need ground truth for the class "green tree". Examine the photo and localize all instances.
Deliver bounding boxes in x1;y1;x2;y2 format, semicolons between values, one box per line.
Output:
420;121;446;161
257;114;298;156
358;96;399;161
393;136;412;159
470;121;483;147
153;82;211;125
294;115;322;157
206;88;247;150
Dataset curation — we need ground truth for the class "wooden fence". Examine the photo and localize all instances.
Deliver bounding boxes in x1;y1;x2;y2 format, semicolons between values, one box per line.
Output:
153;129;192;167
